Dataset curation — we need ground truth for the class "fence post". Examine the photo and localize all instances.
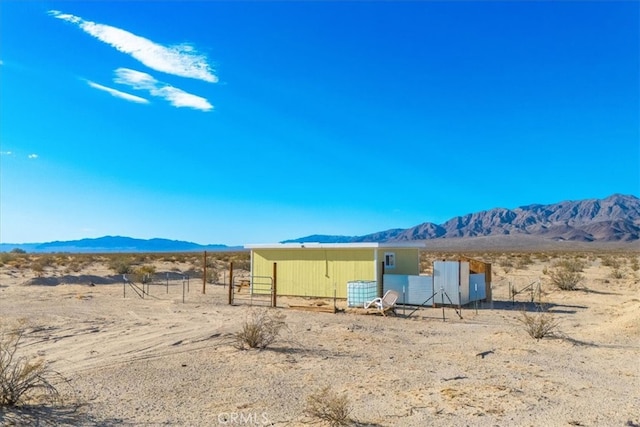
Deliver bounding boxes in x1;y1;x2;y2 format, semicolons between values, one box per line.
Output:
378;261;385;298
202;251;207;294
228;262;234;305
272;262;277;308
403;286;406;316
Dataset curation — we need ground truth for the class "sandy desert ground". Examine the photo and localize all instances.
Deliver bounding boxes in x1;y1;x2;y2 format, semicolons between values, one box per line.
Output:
0;250;639;426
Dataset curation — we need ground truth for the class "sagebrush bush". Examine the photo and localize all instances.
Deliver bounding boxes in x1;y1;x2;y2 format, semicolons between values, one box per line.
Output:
548;267;582;291
601;256;621;269
205;268;218;284
610;268;625;280
235;309;286;350
305;386;353;427
515;254;533;270
518;309;559;340
0;321;64;407
553;258;585;273
108;256;133;275
134;264;156;283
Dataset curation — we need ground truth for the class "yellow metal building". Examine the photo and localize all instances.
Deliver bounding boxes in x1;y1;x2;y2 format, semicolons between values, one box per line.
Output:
244;242;424;299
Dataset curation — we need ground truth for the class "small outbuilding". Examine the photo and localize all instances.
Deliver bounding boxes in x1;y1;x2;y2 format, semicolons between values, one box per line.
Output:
244;242;425;299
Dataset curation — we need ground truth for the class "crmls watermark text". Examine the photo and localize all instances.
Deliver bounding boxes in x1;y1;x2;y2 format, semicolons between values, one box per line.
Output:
217;412;270;425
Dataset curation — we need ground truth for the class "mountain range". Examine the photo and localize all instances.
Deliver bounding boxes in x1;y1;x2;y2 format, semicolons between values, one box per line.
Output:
0;236;234;254
284;193;640;245
1;194;638;253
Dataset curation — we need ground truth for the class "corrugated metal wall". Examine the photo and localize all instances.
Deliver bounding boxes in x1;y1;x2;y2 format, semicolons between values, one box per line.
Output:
251;248;375;298
469;273;487;302
384;274;433;305
433;260;462;305
251;247;421;299
432;261;485;306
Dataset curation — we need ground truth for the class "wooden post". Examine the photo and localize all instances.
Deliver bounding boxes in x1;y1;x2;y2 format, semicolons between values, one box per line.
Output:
485;262;492;303
378;261;385;297
202;251;207;294
272;262;277;308
228;262;234;305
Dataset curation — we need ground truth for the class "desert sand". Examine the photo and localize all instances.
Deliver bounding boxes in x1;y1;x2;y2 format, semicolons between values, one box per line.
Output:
1;251;639;426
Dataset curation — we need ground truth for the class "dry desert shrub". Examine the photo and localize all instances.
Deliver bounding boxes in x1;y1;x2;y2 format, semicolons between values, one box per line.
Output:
0;321;65;407
548;267;583;291
1;251;29;270
601;255;622;269
500;257;514;274
133;264;156;283
515;254;533;270
205;267;219;284
28;255;55;276
610;268;625;280
235;309;286;350
534;252;551;263
108;255;134;275
305;386;353;427
0;253;12;267
518;309;559;340
552;257;586;273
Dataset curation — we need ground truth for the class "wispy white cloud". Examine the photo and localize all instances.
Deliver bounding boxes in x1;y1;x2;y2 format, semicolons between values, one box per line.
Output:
114;68;213;111
87;81;150;104
49;10;218;83
0;151;12;156
28;154;38;159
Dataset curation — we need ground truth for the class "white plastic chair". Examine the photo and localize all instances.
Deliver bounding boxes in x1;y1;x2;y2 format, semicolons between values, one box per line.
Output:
364;290;399;316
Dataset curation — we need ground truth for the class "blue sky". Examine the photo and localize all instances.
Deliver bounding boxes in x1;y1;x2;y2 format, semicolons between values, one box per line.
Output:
1;1;638;246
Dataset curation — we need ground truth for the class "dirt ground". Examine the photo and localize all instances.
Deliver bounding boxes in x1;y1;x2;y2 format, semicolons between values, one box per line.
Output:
0;251;639;426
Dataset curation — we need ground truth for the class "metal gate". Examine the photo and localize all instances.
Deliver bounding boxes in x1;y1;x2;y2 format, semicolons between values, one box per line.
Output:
231;275;274;307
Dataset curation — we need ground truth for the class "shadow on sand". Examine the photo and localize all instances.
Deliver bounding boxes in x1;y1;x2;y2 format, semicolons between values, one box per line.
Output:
1;404;132;427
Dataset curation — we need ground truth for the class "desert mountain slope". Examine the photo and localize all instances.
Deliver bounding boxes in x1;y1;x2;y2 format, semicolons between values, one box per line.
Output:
287;194;640;244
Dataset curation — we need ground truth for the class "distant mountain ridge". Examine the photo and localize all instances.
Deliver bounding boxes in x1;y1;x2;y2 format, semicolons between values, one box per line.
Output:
3;194;638;253
284;194;640;244
0;236;234;254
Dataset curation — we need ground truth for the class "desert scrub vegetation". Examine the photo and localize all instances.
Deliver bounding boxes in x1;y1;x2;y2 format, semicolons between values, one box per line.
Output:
205;267;219;284
133;264;157;283
547;265;583;291
610;267;626;280
0;252;29;269
600;255;623;269
235;309;286;350
305;386;354;427
514;253;534;270
29;255;56;277
551;257;586;273
0;321;67;407
108;255;134;275
518;308;559;340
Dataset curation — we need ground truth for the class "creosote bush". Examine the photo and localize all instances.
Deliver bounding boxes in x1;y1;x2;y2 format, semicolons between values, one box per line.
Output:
108;256;133;275
134;264;157;283
548;267;582;291
1;321;64;407
553;258;585;273
235;309;286;350
305;386;353;427
518;309;559;340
